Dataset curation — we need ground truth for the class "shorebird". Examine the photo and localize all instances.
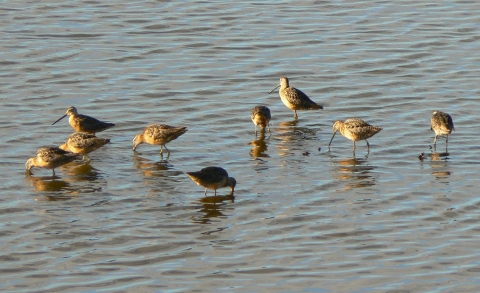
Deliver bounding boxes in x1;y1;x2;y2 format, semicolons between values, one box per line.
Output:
251;105;271;135
431;111;454;147
133;124;187;156
186;167;236;196
328;118;382;153
52;106;115;134
59;132;110;162
269;76;323;119
26;147;80;175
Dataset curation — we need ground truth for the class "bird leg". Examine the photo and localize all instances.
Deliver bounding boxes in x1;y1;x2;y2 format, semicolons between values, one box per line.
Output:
267;124;271;134
214;189;217;197
433;135;438;146
353;141;356;152
52;169;55;176
204;188;208;196
366;140;370;150
164;145;171;158
294;110;298;119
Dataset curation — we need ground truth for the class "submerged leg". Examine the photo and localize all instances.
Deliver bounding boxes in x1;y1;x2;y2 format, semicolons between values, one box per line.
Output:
267;124;271;134
52;169;55;176
293;110;298;119
214;189;217;197
204;188;207;196
433;135;438;146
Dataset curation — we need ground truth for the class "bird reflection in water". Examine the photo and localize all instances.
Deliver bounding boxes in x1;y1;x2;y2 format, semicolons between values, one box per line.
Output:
191;194;235;224
249;130;269;158
25;173;82;201
276;119;318;157
331;156;376;190
429;151;451;180
25;173;70;192
60;161;102;182
133;152;183;178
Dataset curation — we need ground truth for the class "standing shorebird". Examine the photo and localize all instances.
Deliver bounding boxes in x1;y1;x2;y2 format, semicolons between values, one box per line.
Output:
269;76;323;119
328;118;382;153
186;167;236;196
133;124;187;157
59;132;111;162
52;106;115;134
251;105;271;135
26;147;80;176
431;111;454;147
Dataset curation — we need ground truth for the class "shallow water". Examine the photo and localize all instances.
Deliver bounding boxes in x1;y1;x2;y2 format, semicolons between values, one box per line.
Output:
1;1;480;292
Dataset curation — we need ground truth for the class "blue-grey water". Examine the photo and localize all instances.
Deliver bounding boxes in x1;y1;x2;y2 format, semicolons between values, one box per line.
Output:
1;1;480;292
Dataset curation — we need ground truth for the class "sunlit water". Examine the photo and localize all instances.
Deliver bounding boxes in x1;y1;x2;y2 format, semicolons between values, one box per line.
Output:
1;1;480;292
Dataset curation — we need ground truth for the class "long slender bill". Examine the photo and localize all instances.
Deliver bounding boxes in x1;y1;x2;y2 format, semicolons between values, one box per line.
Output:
268;84;280;94
52;114;67;125
328;131;337;148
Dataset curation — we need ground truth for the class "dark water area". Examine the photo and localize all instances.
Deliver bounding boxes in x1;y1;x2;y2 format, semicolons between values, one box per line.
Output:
1;1;480;292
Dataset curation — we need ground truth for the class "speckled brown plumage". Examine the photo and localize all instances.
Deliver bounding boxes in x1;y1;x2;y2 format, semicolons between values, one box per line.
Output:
186;166;236;196
133;124;187;156
25;147;80;175
431;110;454;146
52;106;115;134
59;132;110;161
251;105;271;135
269;76;323;119
328;118;382;152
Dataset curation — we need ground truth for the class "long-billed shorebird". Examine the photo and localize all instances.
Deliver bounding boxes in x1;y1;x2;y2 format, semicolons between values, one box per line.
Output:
133;124;187;157
251;105;271;135
328;118;382;153
26;147;80;175
52;106;115;134
431;111;454;147
269;76;323;119
186;167;236;196
59;132;110;162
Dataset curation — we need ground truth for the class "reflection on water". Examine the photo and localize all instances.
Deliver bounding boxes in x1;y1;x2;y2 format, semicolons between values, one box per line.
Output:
60;161;102;182
26;174;70;192
249;131;269;158
276;119;318;156
133;152;182;178
133;152;184;196
191;194;235;224
26;161;106;196
429;151;451;181
330;157;377;190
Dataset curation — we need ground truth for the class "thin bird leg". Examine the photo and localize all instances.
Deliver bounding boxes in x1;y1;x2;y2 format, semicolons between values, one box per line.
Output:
294;110;298;119
446;135;449;144
164;145;170;157
433;135;438;146
366;140;370;150
214;189;217;197
204;188;207;196
255;125;258;137
353;141;356;152
267;124;271;134
52;169;55;176
159;146;164;155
